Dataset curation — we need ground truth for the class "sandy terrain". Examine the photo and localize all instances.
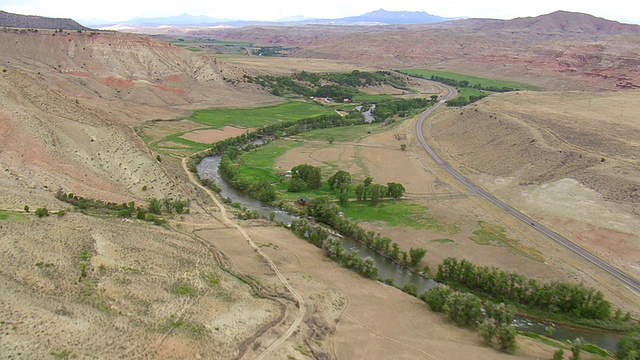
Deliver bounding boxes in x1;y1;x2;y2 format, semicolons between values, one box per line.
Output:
181;126;255;143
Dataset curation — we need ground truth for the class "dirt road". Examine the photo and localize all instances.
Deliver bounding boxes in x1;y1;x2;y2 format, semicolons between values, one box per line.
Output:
180;155;306;358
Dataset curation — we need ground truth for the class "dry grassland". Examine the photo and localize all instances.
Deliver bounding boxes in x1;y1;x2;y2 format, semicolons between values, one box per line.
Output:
427;90;640;311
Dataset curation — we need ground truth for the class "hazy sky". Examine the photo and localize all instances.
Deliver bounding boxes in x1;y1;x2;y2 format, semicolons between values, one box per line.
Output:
2;0;639;24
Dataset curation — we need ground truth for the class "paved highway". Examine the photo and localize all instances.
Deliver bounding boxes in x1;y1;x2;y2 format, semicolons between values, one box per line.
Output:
414;85;640;295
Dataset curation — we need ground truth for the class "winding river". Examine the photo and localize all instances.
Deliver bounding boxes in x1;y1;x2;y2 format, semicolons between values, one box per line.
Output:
196;156;624;352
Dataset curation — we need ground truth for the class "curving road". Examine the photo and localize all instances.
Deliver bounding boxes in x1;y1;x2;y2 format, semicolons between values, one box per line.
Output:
414;84;640;295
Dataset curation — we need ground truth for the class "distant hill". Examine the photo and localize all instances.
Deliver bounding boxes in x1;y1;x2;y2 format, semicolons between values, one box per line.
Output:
476;10;640;35
329;9;450;25
103;13;229;27
0;10;88;30
89;9;452;28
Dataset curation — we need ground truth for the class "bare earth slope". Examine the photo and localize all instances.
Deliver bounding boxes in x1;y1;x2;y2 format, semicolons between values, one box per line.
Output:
429;90;640;283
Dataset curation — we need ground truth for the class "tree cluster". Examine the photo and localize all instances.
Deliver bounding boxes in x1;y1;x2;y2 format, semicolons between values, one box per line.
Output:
291;164;323;190
617;333;640;360
371;97;433;121
304;196;426;271
427;75;520;93
290;219;378;279
54;190;188;225
354;180;405;205
437;257;612;320
421;285;518;353
446;95;488;107
246;70;409;101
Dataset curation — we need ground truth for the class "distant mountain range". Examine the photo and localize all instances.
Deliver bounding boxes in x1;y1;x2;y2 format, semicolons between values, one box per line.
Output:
83;9;455;28
0;10;88;30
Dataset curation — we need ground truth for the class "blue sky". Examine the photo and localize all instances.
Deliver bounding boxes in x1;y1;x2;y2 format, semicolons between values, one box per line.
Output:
2;0;639;24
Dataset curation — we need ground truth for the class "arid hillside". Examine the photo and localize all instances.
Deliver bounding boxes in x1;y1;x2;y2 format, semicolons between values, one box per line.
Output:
0;10;87;30
428;90;640;281
0;29;277;205
167;11;640;91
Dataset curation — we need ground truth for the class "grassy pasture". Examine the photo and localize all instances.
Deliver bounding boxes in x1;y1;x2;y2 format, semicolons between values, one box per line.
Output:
149;101;334;154
237;141;303;184
0;209;27;221
188;101;334;129
291;123;382;142
399;69;539;91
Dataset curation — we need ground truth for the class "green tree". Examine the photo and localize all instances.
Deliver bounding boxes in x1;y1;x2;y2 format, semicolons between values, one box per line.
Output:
444;292;483;327
148;198;161;214
370;184;383;206
478;318;497;346
553;349;565;360
386;182;405;199
338;188;350;207
617;333;640;360
328;170;351;190
23;205;29;212
497;325;518;353
409;247;427;268
364;177;373;187
309;196;339;224
35;207;49;217
292;164;323;189
402;283;418;297
258;184;277;202
400;144;407;151
355;184;365;201
420;286;452;313
287;178;306;192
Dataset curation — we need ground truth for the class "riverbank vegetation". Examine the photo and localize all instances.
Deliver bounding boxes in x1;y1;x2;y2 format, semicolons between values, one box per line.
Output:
436;257;638;333
54;190;188;225
399;68;539;106
245;70;410;101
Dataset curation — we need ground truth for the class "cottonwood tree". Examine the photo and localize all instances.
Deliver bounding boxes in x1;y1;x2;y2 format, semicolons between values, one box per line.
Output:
328;170;351;190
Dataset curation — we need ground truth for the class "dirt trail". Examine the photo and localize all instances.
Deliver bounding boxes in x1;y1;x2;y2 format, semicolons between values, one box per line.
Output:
180;155;306;359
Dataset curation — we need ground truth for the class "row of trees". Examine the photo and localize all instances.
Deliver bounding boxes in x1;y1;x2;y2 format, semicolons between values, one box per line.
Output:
247;70;413;102
303;196;427;271
290;219;378;279
54;190;188;225
437;257;612;320
426;75;521;93
446;95;488;107
353;178;405;205
287;165;406;207
371;97;433;121
421;285;518;353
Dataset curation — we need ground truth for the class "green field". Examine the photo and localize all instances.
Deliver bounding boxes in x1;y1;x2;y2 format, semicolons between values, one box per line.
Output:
188;101;334;129
339;201;459;232
169;39;254;47
470;221;545;261
291;123;382;142
237;140;303;183
458;87;489;99
0;209;26;221
152;101;334;153
399;69;540;91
